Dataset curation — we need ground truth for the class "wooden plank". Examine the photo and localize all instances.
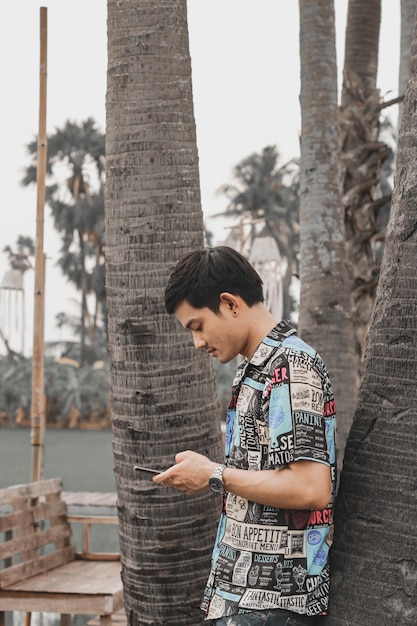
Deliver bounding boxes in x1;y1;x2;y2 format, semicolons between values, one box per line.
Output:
0;522;71;561
0;479;62;505
5;560;122;594
0;560;124;614
0;500;67;532
11;496;36;564
0;546;75;588
0;589;124;615
67;515;118;525
83;521;90;554
87;608;127;626
63;492;117;508
75;552;120;562
45;491;71;551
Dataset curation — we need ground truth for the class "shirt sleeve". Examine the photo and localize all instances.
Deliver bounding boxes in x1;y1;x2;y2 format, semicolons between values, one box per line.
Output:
264;354;330;468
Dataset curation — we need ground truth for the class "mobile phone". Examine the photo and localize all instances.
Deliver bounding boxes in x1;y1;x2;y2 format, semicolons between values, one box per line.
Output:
133;465;161;479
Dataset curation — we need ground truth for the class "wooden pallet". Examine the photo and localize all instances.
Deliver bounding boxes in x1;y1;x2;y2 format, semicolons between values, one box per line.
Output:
0;479;123;626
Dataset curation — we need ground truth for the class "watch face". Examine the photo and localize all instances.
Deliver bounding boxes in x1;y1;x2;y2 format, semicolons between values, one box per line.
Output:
209;477;224;493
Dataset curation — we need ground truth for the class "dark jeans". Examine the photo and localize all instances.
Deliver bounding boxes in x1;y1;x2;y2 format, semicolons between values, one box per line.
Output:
208;608;318;625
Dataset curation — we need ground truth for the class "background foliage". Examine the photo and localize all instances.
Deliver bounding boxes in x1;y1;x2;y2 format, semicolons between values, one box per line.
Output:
0;355;110;428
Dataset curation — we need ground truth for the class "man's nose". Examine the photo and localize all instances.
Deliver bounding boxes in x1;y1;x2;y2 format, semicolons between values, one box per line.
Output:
193;334;206;350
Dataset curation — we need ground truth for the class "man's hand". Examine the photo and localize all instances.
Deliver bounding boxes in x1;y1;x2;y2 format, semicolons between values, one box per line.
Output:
153;450;218;494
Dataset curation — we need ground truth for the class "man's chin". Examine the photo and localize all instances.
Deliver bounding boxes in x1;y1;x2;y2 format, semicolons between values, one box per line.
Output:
217;354;233;364
209;349;236;364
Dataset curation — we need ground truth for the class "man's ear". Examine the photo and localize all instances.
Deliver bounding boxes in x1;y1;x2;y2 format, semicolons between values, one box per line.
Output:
219;292;239;311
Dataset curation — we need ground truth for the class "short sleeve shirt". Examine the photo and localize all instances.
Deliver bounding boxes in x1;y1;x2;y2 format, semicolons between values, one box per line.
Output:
201;321;337;620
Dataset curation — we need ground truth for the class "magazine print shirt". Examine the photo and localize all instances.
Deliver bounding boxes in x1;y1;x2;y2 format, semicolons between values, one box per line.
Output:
201;320;337;620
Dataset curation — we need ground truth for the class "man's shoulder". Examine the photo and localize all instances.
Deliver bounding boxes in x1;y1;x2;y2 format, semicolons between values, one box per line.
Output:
267;321;318;363
265;333;331;382
249;320;329;380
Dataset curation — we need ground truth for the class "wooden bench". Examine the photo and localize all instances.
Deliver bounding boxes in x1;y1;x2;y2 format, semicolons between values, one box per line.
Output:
0;478;124;626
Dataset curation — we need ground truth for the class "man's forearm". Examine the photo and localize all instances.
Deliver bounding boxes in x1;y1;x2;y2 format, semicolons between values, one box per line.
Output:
222;461;332;510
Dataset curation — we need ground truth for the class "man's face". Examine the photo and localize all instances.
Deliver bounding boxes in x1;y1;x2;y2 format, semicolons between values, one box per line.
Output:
175;299;243;363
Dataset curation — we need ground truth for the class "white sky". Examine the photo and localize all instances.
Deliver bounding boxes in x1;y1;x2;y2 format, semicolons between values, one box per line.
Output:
0;0;400;354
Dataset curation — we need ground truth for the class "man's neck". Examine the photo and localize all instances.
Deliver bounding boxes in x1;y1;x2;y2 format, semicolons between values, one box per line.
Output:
241;303;277;360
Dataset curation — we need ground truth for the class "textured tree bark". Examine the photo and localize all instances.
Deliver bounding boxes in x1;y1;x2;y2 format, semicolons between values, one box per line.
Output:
105;2;223;624
340;0;392;361
298;0;359;471
328;7;417;625
398;0;416;126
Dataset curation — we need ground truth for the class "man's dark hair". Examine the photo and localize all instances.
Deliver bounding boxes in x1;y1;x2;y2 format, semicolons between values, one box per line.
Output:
165;246;264;314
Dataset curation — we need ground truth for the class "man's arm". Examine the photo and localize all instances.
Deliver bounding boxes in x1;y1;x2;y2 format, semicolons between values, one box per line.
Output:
153;449;332;511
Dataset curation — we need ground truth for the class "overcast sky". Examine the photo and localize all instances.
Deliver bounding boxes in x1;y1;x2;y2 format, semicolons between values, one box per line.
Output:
0;1;401;354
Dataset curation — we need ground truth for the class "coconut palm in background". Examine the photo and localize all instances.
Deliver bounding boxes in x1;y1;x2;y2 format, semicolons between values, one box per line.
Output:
105;0;223;623
328;7;417;622
22;118;106;365
216;145;300;319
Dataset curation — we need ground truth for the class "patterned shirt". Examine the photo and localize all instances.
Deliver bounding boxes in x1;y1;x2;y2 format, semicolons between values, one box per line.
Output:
201;320;337;620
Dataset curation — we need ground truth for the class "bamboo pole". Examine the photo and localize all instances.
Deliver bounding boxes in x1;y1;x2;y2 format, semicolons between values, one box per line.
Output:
30;7;48;484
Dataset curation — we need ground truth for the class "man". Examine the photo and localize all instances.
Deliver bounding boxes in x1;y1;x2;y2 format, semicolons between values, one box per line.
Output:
154;246;337;625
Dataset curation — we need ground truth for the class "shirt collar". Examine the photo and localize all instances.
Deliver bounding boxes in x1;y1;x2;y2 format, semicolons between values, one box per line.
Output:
244;319;297;368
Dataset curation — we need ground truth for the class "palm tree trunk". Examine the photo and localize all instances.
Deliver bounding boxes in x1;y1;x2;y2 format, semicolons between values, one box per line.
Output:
298;0;359;470
398;0;416;127
342;0;381;106
341;0;391;360
105;1;223;624
327;9;417;623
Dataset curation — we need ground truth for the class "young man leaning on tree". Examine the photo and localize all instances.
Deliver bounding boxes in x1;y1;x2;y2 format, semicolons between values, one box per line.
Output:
154;246;337;626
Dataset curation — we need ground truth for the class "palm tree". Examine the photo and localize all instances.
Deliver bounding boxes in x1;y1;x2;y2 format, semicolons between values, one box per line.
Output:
327;9;417;623
51;183;107;361
22;118;106;365
398;0;416;126
105;1;223;624
340;0;392;359
298;0;359;469
216;145;300;319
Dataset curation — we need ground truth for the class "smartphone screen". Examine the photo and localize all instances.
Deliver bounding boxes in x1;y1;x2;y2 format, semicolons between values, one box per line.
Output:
134;465;161;479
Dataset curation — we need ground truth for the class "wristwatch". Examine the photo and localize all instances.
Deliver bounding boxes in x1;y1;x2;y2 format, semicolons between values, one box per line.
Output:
208;464;226;493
